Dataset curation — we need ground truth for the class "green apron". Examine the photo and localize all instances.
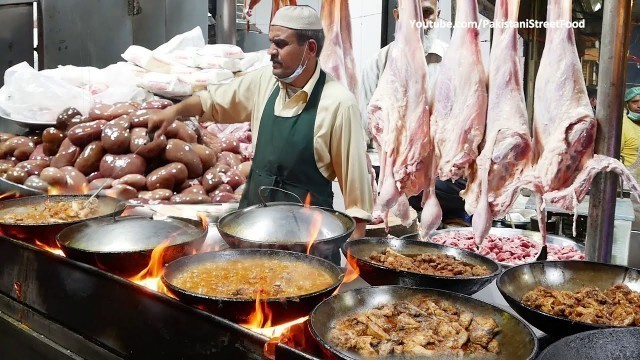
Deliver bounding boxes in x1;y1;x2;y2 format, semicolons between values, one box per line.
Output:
239;70;334;209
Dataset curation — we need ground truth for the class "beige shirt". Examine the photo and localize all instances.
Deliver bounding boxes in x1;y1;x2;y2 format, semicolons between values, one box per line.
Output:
196;63;373;221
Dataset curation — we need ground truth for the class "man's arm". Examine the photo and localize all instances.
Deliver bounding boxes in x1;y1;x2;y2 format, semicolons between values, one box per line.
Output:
331;102;374;239
149;69;268;137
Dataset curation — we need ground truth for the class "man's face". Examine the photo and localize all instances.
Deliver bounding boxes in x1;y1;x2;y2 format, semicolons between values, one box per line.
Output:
393;0;438;32
422;0;438;26
268;26;309;79
628;96;640;113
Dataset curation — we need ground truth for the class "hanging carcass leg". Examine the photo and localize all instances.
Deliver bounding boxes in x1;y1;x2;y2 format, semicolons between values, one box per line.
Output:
367;0;441;235
461;0;533;242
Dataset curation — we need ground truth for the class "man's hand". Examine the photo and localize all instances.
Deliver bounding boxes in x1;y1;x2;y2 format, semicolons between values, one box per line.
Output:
350;219;367;240
147;106;179;141
147;95;205;140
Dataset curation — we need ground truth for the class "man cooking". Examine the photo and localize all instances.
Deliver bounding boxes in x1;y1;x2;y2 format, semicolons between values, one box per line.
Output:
621;87;640;231
360;0;468;224
148;5;373;239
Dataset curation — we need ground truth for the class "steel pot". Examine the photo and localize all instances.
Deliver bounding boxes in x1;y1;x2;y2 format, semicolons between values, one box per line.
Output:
57;215;207;277
217;201;355;265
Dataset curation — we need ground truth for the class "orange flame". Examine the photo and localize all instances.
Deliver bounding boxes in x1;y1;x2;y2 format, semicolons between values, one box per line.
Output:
241;292;272;329
241;293;309;358
302;193;323;255
129;240;172;295
0;191;19;200
195;212;209;230
47;185;63;195
35;240;65;256
48;181;90;196
332;248;361;295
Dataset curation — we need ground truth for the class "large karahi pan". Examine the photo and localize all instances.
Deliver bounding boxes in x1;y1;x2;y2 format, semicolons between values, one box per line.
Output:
343;237;500;295
217;201;355;265
536;327;640;360
161;249;345;324
497;260;640;337
309;285;538;360
56;215;207;277
0;194;126;247
0;177;44;197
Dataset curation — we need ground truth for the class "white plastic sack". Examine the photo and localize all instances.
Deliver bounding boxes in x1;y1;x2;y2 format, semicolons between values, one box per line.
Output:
40;65;106;88
197;55;241;72
154;27;206;55
178;69;234;90
240;50;271;73
197;44;245;59
0;62;93;124
139;73;193;98
122;45;172;73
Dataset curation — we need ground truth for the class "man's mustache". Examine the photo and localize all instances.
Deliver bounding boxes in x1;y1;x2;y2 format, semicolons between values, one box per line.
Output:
271;57;282;65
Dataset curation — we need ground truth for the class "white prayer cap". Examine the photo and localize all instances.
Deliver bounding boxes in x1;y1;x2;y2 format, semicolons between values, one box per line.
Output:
271;5;322;30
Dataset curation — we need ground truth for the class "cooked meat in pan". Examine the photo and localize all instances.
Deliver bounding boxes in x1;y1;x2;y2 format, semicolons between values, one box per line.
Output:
329;295;500;356
368;248;492;277
0;198;100;224
522;284;640;326
170;258;335;299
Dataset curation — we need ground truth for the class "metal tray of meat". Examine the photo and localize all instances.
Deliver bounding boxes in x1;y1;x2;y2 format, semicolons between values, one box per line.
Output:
426;227;585;267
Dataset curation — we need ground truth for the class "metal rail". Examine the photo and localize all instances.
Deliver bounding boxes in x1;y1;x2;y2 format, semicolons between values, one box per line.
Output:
586;0;634;262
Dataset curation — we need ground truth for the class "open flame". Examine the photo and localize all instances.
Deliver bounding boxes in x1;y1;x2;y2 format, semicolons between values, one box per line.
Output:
332;248;361;295
241;292;273;329
0;191;20;200
303;193;323;255
128;240;174;296
240;293;309;358
47;182;90;195
35;240;65;256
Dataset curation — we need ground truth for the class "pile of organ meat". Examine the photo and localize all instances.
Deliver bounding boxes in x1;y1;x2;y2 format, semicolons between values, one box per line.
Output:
368;248;492;277
522;284;640;326
429;231;584;265
329;295;500;356
0;101;252;204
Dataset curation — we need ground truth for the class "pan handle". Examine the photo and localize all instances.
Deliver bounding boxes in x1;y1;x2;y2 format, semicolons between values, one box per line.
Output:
111;202;155;222
258;186;303;206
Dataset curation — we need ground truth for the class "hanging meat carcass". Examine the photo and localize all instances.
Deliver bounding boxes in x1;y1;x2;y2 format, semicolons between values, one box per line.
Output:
319;0;358;96
368;0;442;235
462;0;533;241
529;0;640;239
244;0;297;21
319;0;381;223
431;0;487;182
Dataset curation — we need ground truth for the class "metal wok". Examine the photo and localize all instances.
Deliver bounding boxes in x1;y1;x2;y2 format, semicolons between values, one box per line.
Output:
161;249;345;324
497;261;640;337
217;202;355;265
0;177;44;197
56;216;207;277
309;285;538;360
343;237;500;295
0;194;126;247
536;327;640;360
